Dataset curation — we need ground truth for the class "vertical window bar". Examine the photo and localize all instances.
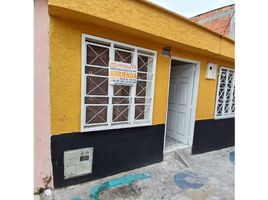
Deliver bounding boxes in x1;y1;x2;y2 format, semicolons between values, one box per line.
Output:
222;69;229;116
228;72;235;115
129;48;138;125
214;67;222;118
144;73;151;121
149;54;157;124
81;35;87;130
107;43;114;128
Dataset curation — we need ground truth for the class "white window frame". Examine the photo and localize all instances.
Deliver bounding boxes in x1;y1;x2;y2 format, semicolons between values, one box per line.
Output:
81;34;157;132
214;66;235;119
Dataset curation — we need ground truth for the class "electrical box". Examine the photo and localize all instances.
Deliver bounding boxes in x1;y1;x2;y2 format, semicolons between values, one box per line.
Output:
206;63;217;80
64;147;93;179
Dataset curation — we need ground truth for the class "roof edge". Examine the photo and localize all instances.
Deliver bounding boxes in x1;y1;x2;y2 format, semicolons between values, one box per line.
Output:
137;0;234;43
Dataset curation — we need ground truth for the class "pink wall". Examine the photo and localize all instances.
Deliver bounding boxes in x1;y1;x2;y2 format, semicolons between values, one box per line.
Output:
34;0;53;191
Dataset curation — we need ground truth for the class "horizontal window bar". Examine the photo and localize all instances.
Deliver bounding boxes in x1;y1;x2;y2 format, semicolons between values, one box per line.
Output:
84;34;156;55
114;44;135;52
137;79;153;82
85;95;108;97
134;119;150;123
114;48;134;54
137;71;153;75
112;96;132;98
85;64;109;69
134;97;152;99
86;38;111;46
137;79;152;82
112;104;131;106
85;104;109;107
86;74;108;78
111;120;131;124
220;66;235;72
85;104;108;107
214;115;235;120
84;122;108;126
138;53;154;58
86;42;111;49
134;103;151;106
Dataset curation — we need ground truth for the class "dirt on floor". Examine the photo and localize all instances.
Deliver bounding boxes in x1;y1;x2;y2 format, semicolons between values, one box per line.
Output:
36;147;234;200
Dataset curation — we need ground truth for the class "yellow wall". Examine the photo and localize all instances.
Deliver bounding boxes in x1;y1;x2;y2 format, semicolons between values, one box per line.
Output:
48;0;234;62
50;17;234;135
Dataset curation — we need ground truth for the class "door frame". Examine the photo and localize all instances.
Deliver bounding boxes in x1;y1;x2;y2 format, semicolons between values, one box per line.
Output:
163;56;200;152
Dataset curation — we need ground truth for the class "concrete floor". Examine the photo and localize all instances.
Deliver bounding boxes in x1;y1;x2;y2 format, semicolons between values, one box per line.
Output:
36;147;234;200
164;136;186;152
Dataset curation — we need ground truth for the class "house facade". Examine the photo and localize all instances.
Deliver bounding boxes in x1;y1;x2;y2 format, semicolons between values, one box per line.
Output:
34;0;235;190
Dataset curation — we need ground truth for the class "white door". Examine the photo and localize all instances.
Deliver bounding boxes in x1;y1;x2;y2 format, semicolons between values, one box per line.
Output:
166;64;195;144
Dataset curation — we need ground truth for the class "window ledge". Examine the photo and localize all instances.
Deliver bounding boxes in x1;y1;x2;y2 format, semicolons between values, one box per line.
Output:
81;122;152;133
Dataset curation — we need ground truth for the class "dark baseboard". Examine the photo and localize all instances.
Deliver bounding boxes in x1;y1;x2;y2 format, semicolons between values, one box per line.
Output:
192;118;235;154
51;124;165;188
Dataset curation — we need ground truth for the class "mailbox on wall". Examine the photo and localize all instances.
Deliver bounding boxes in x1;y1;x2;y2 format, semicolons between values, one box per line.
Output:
206;63;217;80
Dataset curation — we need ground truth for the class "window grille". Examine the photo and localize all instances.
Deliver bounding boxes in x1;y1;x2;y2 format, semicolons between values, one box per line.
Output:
81;34;156;132
214;67;235;119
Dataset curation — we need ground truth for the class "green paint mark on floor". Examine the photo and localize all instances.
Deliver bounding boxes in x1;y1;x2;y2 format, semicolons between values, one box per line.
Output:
89;173;151;200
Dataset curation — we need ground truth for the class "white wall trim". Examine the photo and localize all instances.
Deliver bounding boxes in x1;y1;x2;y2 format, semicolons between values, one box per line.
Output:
163;56;200;152
189;61;200;146
162;58;172;153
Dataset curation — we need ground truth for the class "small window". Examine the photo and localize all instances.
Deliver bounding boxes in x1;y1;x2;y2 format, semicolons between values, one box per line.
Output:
214;66;235;119
81;34;156;132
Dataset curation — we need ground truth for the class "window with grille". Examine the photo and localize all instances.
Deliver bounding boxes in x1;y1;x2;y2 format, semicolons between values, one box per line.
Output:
214;67;235;119
81;34;156;132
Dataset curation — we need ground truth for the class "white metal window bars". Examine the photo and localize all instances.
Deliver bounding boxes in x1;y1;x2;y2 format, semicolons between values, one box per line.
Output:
214;66;235;119
81;34;156;132
112;46;134;125
135;54;154;122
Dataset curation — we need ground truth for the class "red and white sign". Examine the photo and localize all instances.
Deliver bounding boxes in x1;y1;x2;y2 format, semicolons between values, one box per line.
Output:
109;61;137;86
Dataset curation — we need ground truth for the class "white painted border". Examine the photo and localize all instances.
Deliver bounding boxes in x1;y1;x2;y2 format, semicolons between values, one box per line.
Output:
162;58;172;153
163;56;200;153
81;33;157;132
150;51;157;125
81;34;86;133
